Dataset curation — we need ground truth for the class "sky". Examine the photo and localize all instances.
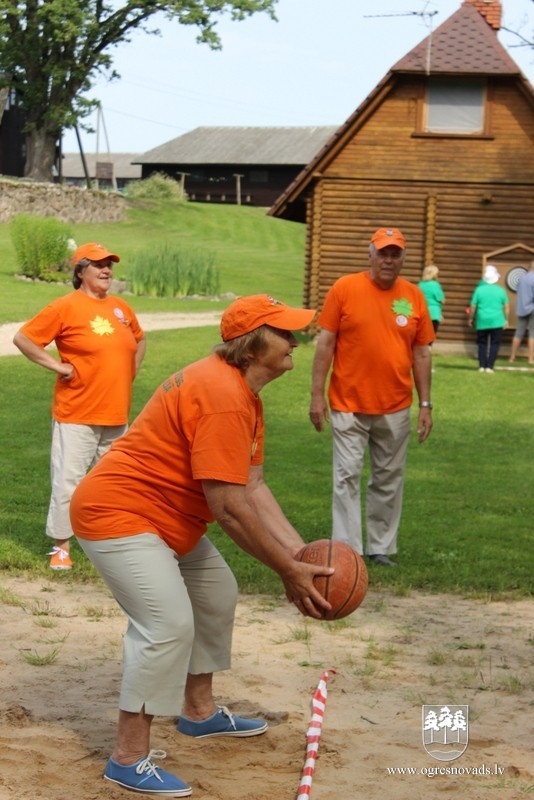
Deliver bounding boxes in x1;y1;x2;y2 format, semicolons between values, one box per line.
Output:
61;0;534;156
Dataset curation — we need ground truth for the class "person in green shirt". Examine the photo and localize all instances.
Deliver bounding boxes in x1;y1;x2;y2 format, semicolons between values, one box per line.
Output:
418;265;445;334
468;265;509;373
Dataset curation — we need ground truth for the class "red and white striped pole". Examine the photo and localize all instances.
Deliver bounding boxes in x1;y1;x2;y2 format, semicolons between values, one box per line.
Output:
296;669;337;800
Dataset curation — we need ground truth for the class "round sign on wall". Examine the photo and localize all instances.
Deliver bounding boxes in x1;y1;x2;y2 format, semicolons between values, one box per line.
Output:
505;266;528;293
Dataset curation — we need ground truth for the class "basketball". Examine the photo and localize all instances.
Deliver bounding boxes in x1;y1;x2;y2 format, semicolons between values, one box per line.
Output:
295;539;368;620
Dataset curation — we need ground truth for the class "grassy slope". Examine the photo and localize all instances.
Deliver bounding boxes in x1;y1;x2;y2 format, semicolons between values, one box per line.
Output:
0;200;306;323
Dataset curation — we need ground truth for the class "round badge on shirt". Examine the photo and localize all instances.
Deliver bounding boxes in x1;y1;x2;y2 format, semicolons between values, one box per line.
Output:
114;308;130;326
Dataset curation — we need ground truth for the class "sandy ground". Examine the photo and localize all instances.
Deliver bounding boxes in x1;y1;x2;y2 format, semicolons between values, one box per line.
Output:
1;573;533;800
2;312;533;799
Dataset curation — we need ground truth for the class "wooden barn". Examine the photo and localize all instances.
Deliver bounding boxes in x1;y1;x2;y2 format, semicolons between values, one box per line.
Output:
0;84;25;178
269;0;534;352
134;126;336;208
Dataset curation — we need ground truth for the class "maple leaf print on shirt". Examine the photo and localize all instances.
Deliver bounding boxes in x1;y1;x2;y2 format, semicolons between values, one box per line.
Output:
392;298;413;317
90;316;115;336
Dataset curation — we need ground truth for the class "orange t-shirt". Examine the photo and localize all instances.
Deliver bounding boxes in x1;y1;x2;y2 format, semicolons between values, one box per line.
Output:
20;291;144;425
70;354;265;556
317;272;435;414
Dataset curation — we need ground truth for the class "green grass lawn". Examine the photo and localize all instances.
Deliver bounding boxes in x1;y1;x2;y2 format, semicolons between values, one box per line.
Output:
1;326;532;599
1;200;533;600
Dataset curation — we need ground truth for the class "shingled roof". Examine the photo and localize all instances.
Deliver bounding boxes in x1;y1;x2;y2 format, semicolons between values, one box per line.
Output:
392;1;519;75
61;152;141;179
135;126;337;165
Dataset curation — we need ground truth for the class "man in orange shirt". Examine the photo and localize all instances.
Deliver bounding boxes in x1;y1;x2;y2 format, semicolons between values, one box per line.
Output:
309;228;434;567
13;242;146;570
70;294;334;797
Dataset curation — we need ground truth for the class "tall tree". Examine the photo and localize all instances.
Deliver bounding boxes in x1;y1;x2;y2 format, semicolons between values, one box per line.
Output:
0;1;277;182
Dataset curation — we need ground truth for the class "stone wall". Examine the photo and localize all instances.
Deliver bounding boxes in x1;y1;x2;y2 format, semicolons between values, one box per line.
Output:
0;178;126;224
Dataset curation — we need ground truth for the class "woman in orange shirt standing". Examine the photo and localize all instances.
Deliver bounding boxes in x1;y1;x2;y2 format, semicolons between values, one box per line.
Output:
70;294;332;797
13;243;146;570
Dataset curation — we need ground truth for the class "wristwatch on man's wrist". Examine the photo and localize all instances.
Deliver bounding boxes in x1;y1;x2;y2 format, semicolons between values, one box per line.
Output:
419;401;433;409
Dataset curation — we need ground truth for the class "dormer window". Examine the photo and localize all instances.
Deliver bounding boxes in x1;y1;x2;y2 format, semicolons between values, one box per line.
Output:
424;77;486;134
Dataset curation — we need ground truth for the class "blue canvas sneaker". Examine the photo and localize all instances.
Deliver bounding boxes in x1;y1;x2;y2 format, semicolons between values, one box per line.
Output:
177;705;268;739
103;750;192;796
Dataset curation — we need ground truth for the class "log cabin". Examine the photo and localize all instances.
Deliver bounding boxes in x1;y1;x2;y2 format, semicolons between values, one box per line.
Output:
269;0;534;353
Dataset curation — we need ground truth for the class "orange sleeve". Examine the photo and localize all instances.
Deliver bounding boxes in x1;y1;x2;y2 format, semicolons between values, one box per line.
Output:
70;356;265;555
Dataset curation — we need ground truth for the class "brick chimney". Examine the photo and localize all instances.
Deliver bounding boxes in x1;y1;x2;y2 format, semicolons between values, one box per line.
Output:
464;0;502;30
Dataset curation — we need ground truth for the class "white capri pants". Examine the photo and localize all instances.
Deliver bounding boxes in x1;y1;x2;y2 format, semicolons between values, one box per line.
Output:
76;533;238;716
47;421;127;540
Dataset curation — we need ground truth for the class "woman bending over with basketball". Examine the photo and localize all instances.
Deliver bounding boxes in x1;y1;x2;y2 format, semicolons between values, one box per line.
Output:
70;294;333;797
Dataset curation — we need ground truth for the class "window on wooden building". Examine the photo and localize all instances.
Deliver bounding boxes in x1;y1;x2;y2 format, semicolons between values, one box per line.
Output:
424;78;486;134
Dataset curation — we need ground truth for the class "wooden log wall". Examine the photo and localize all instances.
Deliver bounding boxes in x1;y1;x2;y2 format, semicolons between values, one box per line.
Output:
302;74;534;349
305;178;534;347
329;79;534;185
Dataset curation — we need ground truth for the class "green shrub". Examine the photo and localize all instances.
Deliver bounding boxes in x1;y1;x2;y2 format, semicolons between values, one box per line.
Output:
126;244;220;298
125;172;185;201
10;215;72;281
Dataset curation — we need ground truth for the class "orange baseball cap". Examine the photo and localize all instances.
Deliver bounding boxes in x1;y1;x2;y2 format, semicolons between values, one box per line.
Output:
220;294;316;341
370;227;406;250
72;242;120;264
